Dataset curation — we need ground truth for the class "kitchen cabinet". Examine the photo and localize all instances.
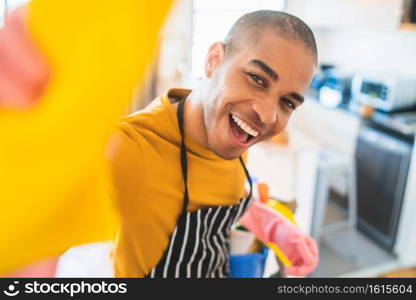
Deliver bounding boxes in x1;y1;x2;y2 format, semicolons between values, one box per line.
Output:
288;98;360;157
286;0;406;30
287;98;360;208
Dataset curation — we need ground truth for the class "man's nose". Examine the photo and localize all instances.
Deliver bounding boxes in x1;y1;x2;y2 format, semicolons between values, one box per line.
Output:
251;97;277;125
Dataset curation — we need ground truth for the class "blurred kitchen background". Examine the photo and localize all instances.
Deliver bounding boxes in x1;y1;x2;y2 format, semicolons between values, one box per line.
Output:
2;0;416;277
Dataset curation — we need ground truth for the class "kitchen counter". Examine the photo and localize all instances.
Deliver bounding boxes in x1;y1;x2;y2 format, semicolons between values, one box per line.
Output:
288;96;361;157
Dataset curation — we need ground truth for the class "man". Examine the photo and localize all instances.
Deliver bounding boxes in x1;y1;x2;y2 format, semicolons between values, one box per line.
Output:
110;10;317;277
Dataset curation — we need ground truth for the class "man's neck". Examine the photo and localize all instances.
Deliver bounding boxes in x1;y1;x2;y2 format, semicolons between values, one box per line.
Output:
182;90;209;150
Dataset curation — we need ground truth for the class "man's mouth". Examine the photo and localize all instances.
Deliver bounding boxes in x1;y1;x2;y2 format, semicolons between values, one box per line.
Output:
229;113;260;147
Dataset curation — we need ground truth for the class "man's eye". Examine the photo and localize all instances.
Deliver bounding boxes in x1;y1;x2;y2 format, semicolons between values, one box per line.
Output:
248;73;267;88
282;98;296;110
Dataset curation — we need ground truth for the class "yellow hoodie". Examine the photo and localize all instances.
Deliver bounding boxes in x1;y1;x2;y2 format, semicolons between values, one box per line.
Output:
111;89;246;277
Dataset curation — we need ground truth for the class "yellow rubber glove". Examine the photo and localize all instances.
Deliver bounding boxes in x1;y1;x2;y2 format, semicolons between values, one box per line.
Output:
264;199;296;268
0;0;172;274
256;182;297;267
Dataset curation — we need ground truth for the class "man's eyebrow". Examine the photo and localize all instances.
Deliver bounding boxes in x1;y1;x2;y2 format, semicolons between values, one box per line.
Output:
288;92;304;104
249;59;278;81
248;59;304;104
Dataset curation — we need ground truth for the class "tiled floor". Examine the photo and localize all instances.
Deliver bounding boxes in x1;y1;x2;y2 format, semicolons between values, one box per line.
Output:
310;200;398;277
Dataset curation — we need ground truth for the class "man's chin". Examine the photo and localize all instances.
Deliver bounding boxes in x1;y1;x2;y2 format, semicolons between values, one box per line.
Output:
208;137;245;160
211;146;243;160
216;152;240;160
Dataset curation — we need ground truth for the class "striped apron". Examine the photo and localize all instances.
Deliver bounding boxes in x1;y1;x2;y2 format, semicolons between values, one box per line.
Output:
147;97;253;278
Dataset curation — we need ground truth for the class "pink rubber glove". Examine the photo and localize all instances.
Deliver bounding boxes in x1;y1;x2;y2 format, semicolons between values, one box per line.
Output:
4;257;58;278
239;200;319;276
0;6;50;109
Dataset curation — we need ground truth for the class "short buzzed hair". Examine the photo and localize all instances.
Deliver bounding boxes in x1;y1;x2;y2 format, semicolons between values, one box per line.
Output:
223;10;317;64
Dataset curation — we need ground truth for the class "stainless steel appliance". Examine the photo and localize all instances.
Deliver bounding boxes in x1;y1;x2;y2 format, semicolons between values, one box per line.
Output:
371;110;416;138
355;120;413;251
351;74;416;112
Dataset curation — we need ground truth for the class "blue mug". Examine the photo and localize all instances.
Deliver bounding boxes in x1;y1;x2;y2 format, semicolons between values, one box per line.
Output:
229;247;268;278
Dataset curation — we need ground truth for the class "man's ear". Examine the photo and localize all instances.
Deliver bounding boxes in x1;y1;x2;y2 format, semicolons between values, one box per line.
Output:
205;41;225;78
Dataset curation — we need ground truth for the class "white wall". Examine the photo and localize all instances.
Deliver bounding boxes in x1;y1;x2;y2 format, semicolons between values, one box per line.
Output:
156;0;194;94
314;28;416;77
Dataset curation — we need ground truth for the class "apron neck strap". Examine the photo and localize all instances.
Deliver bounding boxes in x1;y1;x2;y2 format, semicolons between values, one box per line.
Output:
239;156;253;202
177;98;190;216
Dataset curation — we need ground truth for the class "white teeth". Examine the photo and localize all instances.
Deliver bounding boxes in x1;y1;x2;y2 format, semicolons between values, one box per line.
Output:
231;114;259;137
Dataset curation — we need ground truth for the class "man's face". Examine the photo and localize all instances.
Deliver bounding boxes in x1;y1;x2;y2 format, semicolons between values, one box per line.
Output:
202;31;316;159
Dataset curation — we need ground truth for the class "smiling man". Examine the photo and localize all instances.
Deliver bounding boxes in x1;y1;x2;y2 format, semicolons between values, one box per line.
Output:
110;10;317;278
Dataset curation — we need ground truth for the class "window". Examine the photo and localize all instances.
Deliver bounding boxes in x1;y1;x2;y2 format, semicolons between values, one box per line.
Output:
0;0;6;27
192;0;286;78
7;0;28;10
1;0;29;27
